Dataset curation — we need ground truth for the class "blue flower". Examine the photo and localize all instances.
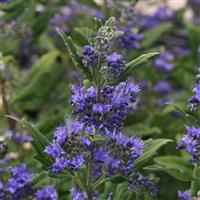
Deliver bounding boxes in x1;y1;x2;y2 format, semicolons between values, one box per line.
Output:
6;164;32;200
177;126;200;162
35;186;58;200
154;51;174;73
118;29;143;51
178;190;192;200
153;80;172;94
70;188;87;200
128;172;158;197
81;45;98;67
101;52;125;81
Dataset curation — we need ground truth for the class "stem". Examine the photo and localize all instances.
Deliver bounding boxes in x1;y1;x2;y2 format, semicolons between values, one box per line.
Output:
0;80;16;130
86;159;93;200
135;192;143;200
103;0;109;19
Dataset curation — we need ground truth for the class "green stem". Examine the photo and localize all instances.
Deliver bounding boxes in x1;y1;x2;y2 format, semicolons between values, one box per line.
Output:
135;192;143;200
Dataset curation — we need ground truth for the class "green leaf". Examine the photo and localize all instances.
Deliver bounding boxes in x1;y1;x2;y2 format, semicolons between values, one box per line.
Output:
56;28;92;80
142;22;173;47
105;17;116;27
166;102;200;125
110;175;126;184
74;27;95;43
144;156;194;182
118;52;159;81
134;139;173;169
6;116;53;168
94;17;102;32
32;172;48;186
10;51;66;111
125;124;162;137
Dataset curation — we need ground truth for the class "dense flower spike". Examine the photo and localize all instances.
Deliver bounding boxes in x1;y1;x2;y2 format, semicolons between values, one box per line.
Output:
177;126;200;162
128;172;158;197
35;186;58;200
154;51;174;73
70;80;140;134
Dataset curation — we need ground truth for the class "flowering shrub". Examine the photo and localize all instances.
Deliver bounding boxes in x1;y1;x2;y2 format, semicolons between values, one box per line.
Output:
1;0;200;199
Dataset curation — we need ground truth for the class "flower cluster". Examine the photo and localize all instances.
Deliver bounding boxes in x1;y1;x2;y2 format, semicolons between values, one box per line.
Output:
118;28;143;51
44;121;88;173
128;172;158;197
70;80;140;135
117;3;144;51
154;51;174;73
80;17;125;81
94;133;144;175
6;164;32;200
81;45;98;67
140;5;175;30
35;186;58;200
101;52;125;81
188;68;200;111
177;126;200;162
0;163;58;200
50;1;104;34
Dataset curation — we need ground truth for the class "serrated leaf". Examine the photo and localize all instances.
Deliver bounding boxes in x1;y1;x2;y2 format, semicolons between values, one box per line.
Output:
56;28;92;80
134;139;173;169
118;52;159;81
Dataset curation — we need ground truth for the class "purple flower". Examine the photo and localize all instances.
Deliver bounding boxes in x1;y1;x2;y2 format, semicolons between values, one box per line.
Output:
53;125;68;145
6;164;32;200
44;142;63;158
177;126;200;162
128;172;158;197
81;45;98;67
94;132;144;175
173;47;191;57
52;157;69;173
188;83;200;111
70;188;87;200
35;186;58;200
118;29;143;51
44;120;87;173
101;52;125;81
178;190;192;200
0;181;5;199
155;51;174;73
153;80;172;94
155;5;175;21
